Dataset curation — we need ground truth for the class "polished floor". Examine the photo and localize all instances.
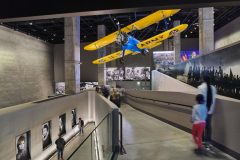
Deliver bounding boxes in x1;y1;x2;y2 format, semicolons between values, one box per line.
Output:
118;104;235;160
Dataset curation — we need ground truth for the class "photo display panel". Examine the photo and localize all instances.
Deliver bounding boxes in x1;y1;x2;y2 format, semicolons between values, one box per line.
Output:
16;131;31;160
71;108;77;128
125;67;150;80
59;114;66;136
153;51;175;66
42;121;52;150
180;50;200;62
106;67;124;81
55;82;65;95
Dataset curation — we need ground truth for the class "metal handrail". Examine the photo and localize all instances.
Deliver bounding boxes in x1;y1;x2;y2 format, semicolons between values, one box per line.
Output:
118;112;126;155
67;112;111;159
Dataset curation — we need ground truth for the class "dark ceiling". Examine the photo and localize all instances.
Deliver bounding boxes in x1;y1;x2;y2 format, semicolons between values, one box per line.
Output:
1;6;240;44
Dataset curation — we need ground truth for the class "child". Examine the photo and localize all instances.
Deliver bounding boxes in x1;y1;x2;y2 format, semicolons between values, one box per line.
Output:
191;94;208;152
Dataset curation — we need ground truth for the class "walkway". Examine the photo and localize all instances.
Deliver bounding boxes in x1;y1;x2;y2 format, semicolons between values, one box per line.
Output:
49;123;95;160
118;104;235;160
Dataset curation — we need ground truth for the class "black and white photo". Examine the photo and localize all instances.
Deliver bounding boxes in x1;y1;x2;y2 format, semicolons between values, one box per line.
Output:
125;67;150;80
16;131;31;160
71;109;77;128
59;114;66;136
42;121;52;150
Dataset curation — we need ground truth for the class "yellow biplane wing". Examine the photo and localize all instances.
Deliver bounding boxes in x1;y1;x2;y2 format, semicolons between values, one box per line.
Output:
92;50;133;64
137;24;188;49
84;9;180;51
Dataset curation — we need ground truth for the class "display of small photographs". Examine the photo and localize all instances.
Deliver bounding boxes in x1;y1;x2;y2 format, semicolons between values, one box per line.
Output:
125;67;150;80
153;51;175;66
71;109;77;128
59;114;66;136
42;121;52;150
16;131;31;160
106;67;124;81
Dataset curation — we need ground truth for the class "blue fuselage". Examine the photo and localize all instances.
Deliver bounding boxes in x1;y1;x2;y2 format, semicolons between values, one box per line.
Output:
122;35;141;53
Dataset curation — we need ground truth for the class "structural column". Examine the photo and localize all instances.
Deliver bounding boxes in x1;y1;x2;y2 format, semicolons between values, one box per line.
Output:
173;20;181;64
199;7;214;55
163;39;170;51
98;25;106;86
64;17;81;94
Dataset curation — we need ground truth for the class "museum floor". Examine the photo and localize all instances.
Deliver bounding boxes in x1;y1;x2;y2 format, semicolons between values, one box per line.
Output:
118;104;236;160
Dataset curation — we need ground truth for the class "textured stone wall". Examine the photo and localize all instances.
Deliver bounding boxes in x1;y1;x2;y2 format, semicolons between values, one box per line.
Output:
215;16;240;49
0;26;54;108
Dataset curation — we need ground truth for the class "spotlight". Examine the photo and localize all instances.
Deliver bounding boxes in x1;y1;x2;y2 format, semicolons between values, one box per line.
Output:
29;22;33;25
185;34;188;38
44;29;47;32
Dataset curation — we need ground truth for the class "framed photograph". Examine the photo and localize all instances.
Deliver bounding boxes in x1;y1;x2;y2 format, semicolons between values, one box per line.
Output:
55;82;65;95
16;131;31;160
59;114;66;136
106;67;118;81
71;108;77;128
42;121;52;150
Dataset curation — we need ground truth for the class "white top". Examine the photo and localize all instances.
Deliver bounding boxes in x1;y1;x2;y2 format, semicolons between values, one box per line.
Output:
198;82;217;115
192;104;208;124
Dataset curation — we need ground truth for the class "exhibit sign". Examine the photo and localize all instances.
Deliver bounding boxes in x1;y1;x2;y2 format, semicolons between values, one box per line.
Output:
59;114;66;136
71;108;77;128
16;131;31;160
42;121;52;150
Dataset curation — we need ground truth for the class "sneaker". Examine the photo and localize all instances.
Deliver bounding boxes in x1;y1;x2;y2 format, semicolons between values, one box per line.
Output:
205;145;211;151
194;148;203;154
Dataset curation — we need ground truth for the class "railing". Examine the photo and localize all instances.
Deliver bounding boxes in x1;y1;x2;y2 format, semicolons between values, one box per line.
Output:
68;113;113;160
118;112;126;155
124;92;192;108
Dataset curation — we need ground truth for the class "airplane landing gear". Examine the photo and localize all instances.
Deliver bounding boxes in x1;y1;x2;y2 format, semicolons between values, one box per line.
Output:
120;57;125;64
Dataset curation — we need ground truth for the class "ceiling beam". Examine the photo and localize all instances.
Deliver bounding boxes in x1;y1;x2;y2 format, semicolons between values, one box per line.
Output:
1;0;240;22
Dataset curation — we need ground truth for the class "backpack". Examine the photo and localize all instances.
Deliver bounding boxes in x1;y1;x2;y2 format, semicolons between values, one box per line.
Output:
81;119;84;126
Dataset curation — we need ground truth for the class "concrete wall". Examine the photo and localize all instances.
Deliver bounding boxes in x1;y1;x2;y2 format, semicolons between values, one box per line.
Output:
53;43;99;82
0;26;54;109
181;38;199;51
151;70;197;94
53;44;64;83
215;17;240;49
124;90;240;159
0;90;117;160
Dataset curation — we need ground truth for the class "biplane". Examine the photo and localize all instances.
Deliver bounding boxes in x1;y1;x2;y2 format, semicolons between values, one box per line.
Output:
84;9;188;64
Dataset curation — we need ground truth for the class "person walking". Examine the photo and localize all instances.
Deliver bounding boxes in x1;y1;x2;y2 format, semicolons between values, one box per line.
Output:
198;75;217;150
78;117;84;135
191;94;207;152
55;134;66;160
